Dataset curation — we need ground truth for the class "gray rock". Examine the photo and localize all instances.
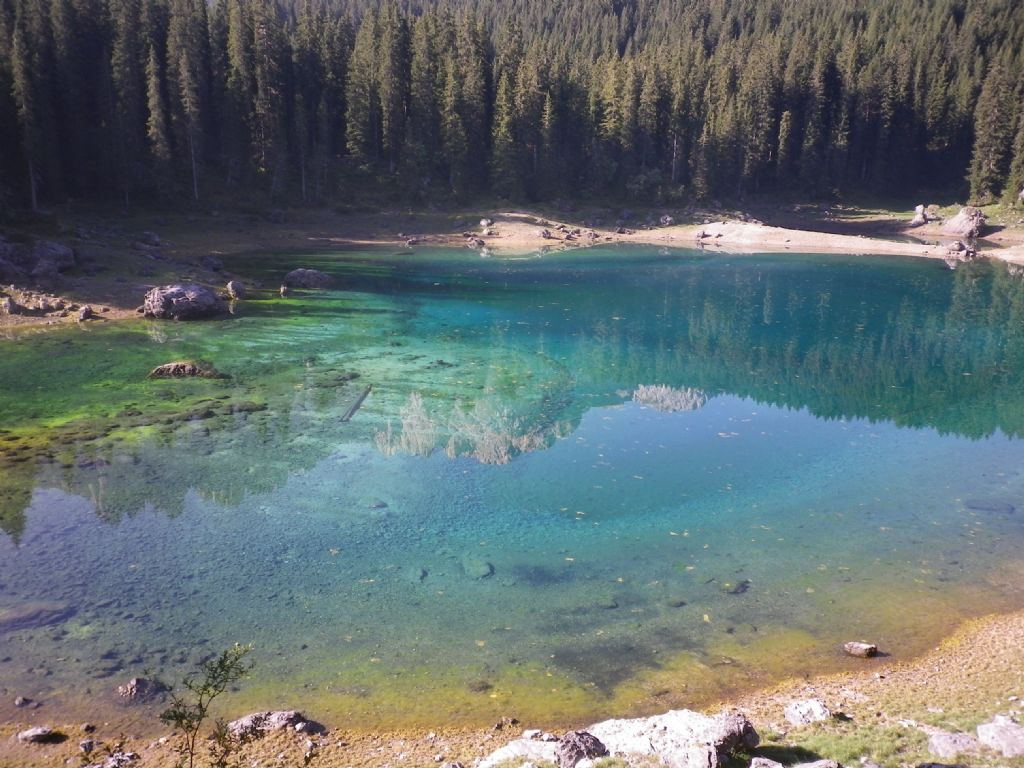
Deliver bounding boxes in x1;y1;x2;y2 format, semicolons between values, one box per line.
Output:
148;361;224;379
17;726;59;743
478;738;558;768
977;714;1024;757
227;710;308;739
910;204;927;227
467;237;486;249
283;268;331;289
587;708;758;768
927;731;979;759
77;305;94;322
843;641;878;658
143;283;226;320
660;214;675;226
793;762;842;768
226;280;246;300
556;731;608;768
750;758;784;768
0;296;20;315
80;738;97;754
116;677;167;702
14;696;30;707
480;218;494;227
942;206;986;239
785;699;833;726
461;554;495;579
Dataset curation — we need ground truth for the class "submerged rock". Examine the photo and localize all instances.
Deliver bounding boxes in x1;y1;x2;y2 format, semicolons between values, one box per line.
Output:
283;268;331;289
461;554;495;579
116;676;168;703
964;499;1015;514
148;361;226;379
0;601;75;632
143;283;226;320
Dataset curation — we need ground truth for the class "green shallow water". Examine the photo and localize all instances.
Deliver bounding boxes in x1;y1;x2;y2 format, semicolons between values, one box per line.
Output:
1;246;1023;730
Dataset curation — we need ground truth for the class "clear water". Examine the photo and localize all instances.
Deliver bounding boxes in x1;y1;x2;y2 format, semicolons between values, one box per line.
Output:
1;246;1023;731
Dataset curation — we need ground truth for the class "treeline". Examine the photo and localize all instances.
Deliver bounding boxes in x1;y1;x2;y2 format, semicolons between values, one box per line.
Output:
1;0;1023;210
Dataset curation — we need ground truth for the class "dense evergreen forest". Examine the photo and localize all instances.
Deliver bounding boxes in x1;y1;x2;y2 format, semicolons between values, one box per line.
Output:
1;0;1023;210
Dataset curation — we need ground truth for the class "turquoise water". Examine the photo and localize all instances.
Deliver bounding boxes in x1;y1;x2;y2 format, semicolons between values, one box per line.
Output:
1;247;1023;729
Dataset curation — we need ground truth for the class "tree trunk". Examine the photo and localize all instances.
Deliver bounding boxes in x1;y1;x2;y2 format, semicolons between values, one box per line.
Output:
27;157;38;212
189;125;199;202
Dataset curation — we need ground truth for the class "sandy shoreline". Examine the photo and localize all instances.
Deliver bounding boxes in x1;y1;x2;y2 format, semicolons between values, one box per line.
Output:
313;210;1024;263
1;608;1022;767
4;203;1024;333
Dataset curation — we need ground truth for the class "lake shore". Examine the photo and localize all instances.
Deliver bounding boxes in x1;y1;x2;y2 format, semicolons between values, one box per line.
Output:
1;608;1022;767
3;202;1024;332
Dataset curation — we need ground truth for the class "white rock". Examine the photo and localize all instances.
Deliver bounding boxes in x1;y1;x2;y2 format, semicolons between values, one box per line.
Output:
977;714;1024;757
927;730;979;759
785;699;833;726
477;738;558;768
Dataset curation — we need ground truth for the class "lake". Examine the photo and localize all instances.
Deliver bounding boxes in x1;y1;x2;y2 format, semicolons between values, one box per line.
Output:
1;246;1023;730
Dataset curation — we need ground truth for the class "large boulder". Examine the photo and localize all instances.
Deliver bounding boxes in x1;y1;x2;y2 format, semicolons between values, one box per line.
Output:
586;709;759;768
977;715;1024;757
942;206;986;239
556;731;608;768
785;699;832;726
478;737;558;768
227;710;311;739
283;268;331;289
143;283;226;320
909;204;927;227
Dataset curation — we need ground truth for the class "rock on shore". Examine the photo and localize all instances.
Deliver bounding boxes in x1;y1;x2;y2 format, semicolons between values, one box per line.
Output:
480;709;758;768
143;283;226;320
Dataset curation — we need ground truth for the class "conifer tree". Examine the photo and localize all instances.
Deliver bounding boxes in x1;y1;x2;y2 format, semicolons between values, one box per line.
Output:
489;70;518;198
145;43;172;174
345;9;379;167
377;2;409;174
968;60;1017;203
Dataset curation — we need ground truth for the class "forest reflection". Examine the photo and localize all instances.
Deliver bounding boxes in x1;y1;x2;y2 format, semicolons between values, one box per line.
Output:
2;255;1022;540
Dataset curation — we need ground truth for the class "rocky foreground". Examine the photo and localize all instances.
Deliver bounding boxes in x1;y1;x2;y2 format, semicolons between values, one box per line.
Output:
3;609;1024;768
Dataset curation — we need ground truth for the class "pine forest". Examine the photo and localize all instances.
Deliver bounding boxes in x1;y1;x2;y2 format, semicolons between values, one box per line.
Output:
1;0;1023;210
